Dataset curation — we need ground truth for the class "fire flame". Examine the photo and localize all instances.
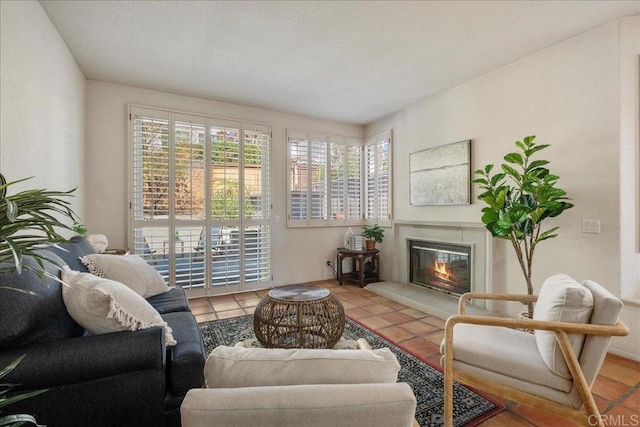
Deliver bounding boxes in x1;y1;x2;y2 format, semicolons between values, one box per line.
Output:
434;260;452;280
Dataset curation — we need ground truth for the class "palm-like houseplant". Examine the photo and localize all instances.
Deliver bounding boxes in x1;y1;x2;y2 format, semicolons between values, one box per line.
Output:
473;136;573;317
0;173;78;279
0;172;79;425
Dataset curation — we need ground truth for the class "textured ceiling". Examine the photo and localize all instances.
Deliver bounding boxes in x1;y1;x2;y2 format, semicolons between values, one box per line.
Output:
40;1;639;125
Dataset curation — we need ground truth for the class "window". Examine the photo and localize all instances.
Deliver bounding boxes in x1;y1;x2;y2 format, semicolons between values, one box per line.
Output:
365;130;392;227
287;129;390;227
130;106;270;295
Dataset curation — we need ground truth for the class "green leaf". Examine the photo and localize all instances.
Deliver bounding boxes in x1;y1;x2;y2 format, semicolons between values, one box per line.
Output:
537;227;559;242
523;135;536;145
472;178;488;185
476;191;494;204
524;144;550;157
502;164;522;181
548;201;573;217
517;193;536;209
490;173;505;186
495;218;514;235
5;200;17;222
508;209;528;224
515;140;526;151
0;173;6;198
504;152;523;165
0;413;39;425
480;208;499;224
484;164;494;174
0;355;25;379
530;207;547;223
527;159;550;171
494;188;508;210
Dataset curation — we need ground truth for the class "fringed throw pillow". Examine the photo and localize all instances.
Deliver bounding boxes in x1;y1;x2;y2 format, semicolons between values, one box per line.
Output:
61;269;176;346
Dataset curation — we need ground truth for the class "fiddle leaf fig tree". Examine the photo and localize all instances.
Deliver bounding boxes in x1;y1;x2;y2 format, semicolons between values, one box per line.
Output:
472;136;573;316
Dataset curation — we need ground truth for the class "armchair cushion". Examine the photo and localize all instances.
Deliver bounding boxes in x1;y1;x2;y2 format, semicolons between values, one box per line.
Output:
439;323;572;393
181;383;417;427
205;346;400;388
533;274;594;378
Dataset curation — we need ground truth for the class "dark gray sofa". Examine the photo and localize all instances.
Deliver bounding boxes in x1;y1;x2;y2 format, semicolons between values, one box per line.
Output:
0;236;206;427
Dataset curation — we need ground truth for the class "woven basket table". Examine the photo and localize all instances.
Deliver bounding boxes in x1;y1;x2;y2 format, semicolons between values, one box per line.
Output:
253;284;345;349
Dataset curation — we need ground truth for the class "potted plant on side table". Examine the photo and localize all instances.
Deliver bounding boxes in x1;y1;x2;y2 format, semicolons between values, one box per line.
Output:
362;224;384;251
472;135;573;318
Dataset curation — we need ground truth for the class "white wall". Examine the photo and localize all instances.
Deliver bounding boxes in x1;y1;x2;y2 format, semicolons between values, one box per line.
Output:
614;16;640;360
366;19;640;360
84;81;363;286
0;1;86;220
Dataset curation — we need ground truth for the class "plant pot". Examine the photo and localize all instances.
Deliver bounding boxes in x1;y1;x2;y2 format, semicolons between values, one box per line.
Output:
517;311;534;334
365;240;376;251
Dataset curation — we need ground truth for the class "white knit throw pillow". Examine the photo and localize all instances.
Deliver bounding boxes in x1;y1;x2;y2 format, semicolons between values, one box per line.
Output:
61;269;176;346
80;254;170;298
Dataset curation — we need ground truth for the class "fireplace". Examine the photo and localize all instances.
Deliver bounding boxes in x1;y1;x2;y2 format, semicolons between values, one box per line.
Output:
409;240;471;296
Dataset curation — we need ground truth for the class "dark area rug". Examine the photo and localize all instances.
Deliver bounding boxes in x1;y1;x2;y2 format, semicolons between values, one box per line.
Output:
199;314;503;427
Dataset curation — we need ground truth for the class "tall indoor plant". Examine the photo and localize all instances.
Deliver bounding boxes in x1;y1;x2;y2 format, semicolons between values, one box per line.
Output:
473;136;573;317
0;172;79;425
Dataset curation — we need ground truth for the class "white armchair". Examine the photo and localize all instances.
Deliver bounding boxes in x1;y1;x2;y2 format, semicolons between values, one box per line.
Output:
181;344;418;427
440;274;629;427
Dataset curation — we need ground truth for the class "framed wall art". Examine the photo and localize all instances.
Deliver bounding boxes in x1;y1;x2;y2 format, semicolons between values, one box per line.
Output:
409;139;471;206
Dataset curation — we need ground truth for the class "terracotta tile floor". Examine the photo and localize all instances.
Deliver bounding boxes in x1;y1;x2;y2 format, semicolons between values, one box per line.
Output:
189;279;640;426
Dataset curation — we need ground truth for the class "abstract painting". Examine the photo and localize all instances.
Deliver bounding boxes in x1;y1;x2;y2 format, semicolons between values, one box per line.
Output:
410;140;471;205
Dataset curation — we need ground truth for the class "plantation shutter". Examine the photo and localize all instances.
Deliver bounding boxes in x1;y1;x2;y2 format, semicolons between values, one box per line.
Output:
327;137;362;226
243;124;271;283
130;106;271;294
288;131;309;223
310;134;328;223
287;129;391;228
365;130;392;227
346;141;362;222
131;108;171;266
329;140;345;221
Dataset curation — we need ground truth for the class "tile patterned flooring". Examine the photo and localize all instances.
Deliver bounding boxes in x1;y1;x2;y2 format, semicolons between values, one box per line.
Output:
189;279;640;426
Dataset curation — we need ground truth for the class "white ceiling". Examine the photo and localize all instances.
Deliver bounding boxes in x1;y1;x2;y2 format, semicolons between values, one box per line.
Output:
40;1;639;125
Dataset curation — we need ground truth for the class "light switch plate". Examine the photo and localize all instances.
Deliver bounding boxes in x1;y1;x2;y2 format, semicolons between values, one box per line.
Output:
582;219;601;234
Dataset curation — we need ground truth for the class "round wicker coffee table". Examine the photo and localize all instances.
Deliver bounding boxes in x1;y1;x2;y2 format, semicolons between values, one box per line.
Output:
253;284;345;349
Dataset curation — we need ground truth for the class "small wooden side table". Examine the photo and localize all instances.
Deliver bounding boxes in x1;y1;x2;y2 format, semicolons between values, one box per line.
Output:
336;247;380;288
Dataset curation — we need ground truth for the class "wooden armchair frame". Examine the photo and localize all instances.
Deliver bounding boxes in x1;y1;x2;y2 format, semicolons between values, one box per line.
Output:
443;292;629;427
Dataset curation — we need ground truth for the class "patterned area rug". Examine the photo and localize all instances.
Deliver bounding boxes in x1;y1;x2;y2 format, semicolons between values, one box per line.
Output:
199;315;503;427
